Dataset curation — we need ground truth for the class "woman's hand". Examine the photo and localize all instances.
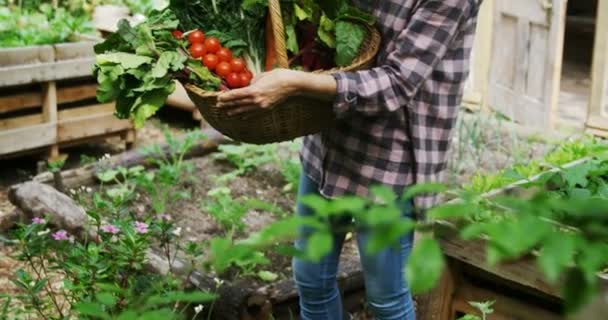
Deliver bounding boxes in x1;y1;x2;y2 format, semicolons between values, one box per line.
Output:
217;69;300;116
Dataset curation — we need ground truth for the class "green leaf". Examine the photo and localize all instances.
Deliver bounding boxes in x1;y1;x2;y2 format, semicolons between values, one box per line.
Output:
562;268;597;314
562;162;594;189
294;3;313;21
257;270;279;282
187;59;221;89
96;292;117;307
335;21;365;67
96;53;153;69
131;85;175;128
97;169;118;183
427;203;471;220
537;233;576;283
366;219;415;254
370;185;397;204
146;291;216;306
318;14;336;48
405;236;445;294
306;231;333;262
75;302;111;320
152;51;186;78
117;310;138;320
285;24;299;54
403;183;447;199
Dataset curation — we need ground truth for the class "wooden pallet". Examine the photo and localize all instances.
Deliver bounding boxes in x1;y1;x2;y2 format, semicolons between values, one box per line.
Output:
0;41;135;159
0;79;134;160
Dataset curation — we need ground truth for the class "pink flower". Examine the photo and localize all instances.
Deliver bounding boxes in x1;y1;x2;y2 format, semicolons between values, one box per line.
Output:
31;217;46;225
51;230;70;241
100;224;120;234
134;221;148;234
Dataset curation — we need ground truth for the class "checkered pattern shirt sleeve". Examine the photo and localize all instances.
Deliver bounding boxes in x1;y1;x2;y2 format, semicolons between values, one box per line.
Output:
301;0;480;216
332;0;472;119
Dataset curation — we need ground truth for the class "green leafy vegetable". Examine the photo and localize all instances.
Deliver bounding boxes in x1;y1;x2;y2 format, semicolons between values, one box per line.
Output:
93;9;220;128
335;21;365;67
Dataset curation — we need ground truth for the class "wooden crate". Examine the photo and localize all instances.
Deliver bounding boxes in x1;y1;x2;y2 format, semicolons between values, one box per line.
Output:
416;158;608;320
0;78;134;159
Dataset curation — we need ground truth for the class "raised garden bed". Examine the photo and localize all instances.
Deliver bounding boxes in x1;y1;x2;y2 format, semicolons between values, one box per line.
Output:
418;154;608;320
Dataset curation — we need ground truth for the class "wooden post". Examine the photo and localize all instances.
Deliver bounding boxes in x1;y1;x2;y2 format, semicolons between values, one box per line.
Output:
585;0;608;136
415;259;459;320
42;81;60;160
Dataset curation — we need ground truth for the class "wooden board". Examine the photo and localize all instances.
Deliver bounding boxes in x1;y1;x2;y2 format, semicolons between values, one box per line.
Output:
0;83;98;114
0;41;96;87
0;123;56;154
0;58;96;87
585;0;608;134
487;0;567;127
452;275;562;320
57;108;132;143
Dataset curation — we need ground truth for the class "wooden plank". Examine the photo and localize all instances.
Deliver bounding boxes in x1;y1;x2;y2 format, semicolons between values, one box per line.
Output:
57;84;98;105
57;103;114;120
0;123;56;154
585;0;608;132
53;42;95;61
0;58;95;87
453;278;563;320
0;45;54;67
57;113;132;143
0;88;42;113
0;114;44;130
416;259;459;320
0;83;98;114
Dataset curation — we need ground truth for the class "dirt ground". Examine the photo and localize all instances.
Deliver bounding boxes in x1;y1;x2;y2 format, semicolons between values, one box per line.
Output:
0;107;568;318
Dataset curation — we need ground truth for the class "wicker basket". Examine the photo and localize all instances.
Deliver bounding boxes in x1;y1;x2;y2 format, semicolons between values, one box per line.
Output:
184;0;381;144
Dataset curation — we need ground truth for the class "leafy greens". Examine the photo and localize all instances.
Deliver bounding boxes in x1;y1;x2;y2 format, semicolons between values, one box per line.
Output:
93;9;220;128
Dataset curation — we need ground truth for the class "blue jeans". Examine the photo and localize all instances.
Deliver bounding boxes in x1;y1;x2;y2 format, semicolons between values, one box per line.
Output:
293;174;416;320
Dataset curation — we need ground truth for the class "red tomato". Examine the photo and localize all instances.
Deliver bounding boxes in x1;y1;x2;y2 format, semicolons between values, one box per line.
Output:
230;58;246;73
204;37;221;54
188;30;205;44
238;73;251;87
172;30;183;39
202;54;219;70
189;43;206;59
242;70;253;81
216;47;232;62
215;62;232;78
226;73;241;88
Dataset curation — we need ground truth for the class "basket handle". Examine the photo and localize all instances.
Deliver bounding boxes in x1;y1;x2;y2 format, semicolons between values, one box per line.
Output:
268;0;289;68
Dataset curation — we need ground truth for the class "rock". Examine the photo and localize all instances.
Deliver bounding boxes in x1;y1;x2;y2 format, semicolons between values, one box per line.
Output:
0;209;24;233
8;182;88;237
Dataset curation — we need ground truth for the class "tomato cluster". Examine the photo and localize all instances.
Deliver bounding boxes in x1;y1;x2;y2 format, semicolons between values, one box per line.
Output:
176;29;252;89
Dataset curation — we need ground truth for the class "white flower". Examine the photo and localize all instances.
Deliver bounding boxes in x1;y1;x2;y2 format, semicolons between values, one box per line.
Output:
69;189;76;195
37;228;50;236
102;153;111;160
213;277;224;287
194;304;204;314
171;227;182;237
86;187;92;193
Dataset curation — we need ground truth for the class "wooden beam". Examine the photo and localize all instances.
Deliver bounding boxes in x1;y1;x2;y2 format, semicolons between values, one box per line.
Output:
453;279;562;320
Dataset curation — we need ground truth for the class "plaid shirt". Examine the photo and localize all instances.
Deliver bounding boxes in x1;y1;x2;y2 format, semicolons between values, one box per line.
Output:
300;0;480;214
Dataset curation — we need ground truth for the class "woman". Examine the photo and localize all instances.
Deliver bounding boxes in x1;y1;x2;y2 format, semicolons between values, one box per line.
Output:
218;0;481;318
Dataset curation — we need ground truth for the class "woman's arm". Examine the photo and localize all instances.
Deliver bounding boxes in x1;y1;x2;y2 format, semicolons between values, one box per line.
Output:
216;69;337;115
